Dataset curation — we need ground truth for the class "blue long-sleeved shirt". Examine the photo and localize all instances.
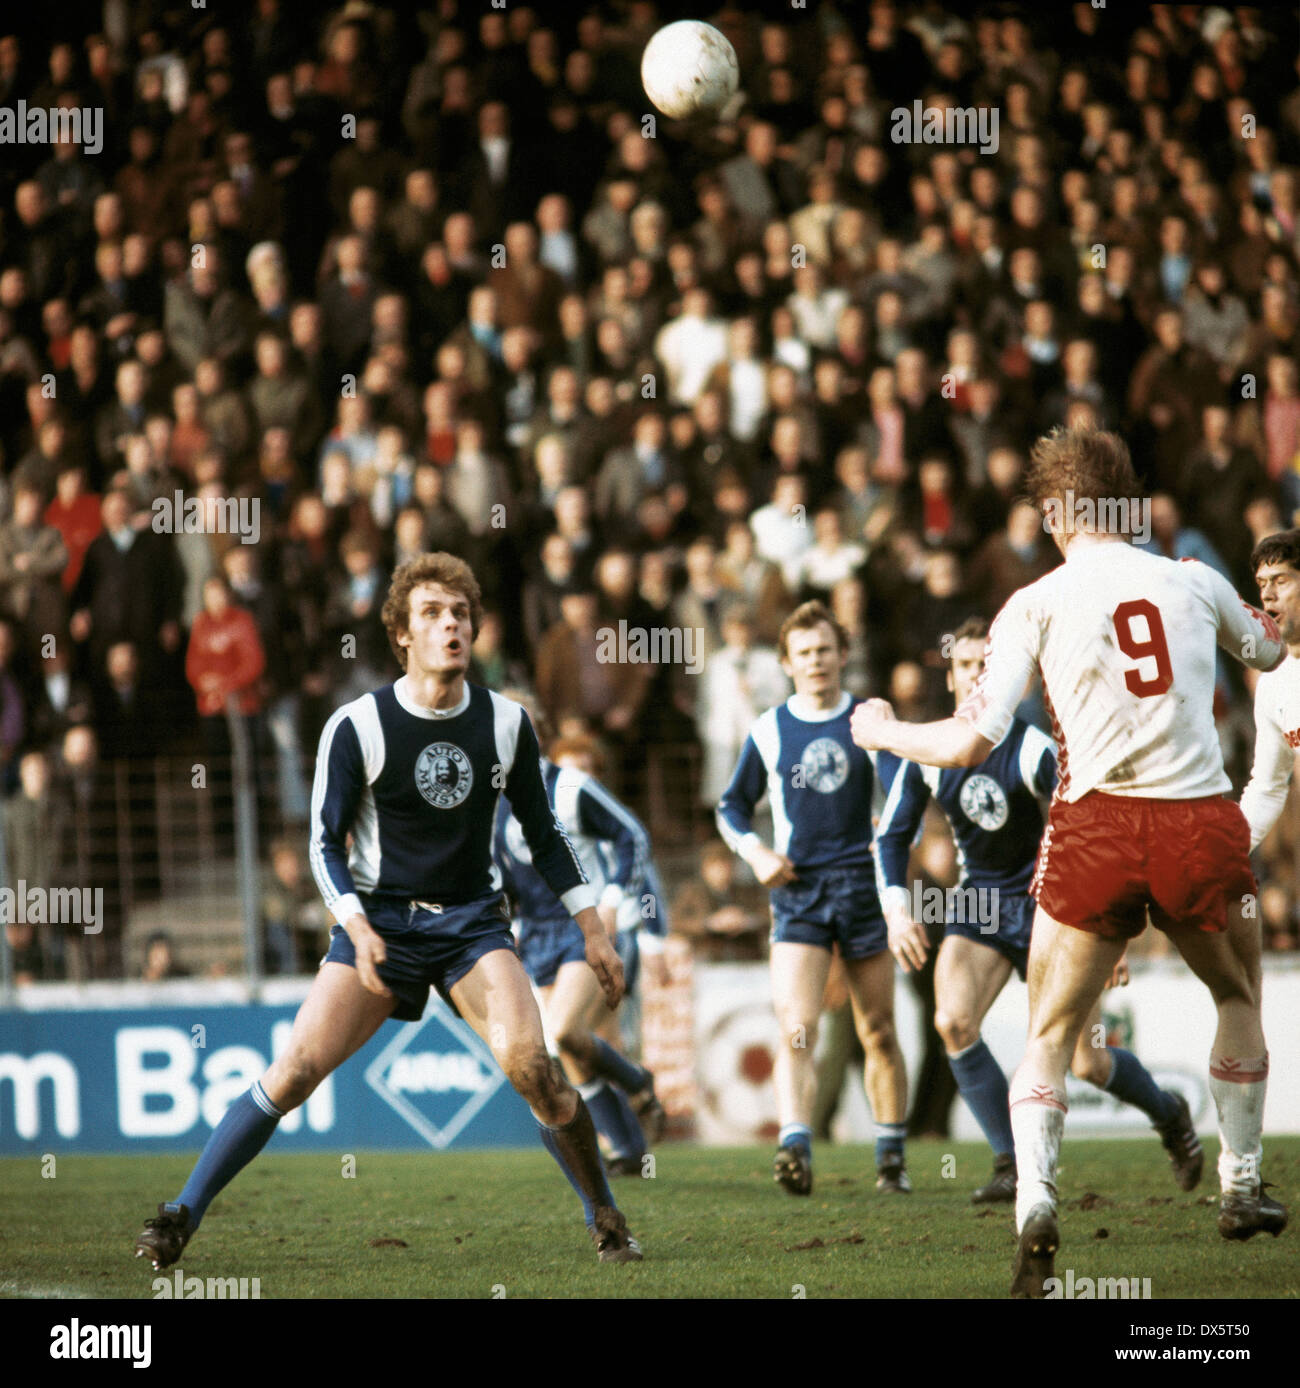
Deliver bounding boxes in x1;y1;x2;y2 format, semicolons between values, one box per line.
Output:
310;678;596;924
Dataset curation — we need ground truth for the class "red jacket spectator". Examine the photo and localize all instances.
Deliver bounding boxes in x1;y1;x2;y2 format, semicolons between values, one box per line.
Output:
45;485;103;594
185;578;266;717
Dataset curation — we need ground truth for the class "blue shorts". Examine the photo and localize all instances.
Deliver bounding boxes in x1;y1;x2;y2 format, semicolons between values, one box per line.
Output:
944;889;1034;981
770;867;888;960
517;917;587;989
324;891;517;1020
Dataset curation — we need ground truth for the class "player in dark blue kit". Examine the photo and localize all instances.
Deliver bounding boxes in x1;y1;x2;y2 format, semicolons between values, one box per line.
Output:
494;727;666;1173
134;553;642;1268
717;601;909;1197
875;619;1203;1202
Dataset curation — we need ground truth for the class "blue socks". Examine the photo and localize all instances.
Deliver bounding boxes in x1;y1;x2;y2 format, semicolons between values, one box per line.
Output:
588;1037;650;1095
171;1081;284;1228
537;1097;615;1228
874;1123;906;1166
580;1080;645;1160
1104;1047;1179;1126
948;1040;1014;1159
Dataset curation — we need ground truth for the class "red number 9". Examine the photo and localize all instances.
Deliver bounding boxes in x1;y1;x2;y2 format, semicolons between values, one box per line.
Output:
1113;599;1173;697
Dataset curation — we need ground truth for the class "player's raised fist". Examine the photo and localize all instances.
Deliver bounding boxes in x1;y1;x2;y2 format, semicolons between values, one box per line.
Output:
850;698;896;751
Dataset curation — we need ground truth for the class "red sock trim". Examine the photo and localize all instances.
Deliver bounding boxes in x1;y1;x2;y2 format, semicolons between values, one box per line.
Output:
1209;1057;1269;1083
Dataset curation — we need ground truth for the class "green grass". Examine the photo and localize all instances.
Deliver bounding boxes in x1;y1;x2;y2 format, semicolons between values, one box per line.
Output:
2;1139;1297;1299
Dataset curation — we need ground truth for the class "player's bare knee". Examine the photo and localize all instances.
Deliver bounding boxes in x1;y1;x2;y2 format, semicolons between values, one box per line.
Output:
934;1007;977;1054
777;1008;818;1053
859;1012;897;1055
1069;1041;1110;1087
554;1022;594;1064
506;1046;567;1110
267;1049;324;1108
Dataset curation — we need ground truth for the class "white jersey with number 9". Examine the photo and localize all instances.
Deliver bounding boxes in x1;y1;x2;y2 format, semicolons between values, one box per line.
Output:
956;543;1284;803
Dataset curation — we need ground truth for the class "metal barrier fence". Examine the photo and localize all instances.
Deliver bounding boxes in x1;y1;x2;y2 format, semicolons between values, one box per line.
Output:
0;714;718;1003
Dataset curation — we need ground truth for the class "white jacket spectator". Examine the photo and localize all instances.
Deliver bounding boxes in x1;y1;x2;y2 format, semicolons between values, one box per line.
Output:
654;289;728;406
697;611;790;805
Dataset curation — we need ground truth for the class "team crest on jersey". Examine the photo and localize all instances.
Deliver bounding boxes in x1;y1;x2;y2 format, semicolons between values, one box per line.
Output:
799;737;849;793
415;743;473;808
959;774;1008;830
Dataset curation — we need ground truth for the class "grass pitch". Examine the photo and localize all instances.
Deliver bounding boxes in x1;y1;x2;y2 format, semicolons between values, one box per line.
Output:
2;1138;1297;1300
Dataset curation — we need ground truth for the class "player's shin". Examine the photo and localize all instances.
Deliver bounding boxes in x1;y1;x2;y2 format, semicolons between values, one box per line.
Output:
1209;1053;1268;1195
537;1093;617;1227
1008;1068;1067;1232
173;1080;286;1228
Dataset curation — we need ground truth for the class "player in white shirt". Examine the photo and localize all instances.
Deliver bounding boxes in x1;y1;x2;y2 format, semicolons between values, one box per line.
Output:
1239;530;1300;849
850;427;1288;1297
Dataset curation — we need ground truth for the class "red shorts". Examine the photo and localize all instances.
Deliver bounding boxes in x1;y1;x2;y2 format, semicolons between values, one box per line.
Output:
1031;792;1254;940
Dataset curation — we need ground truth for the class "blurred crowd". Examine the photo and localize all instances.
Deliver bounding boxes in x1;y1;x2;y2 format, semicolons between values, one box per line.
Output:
1;0;1299;981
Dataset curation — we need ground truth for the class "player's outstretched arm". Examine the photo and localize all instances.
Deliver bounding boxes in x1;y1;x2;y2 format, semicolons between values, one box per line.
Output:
851;699;995;768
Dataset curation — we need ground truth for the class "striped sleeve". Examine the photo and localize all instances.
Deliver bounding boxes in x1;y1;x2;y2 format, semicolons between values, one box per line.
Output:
573;774;650;912
874;758;931;907
715;731;769;864
503;707;597;917
309;706;367;925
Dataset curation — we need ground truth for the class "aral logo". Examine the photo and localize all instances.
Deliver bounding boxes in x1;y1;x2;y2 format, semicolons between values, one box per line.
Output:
363;1003;504;1148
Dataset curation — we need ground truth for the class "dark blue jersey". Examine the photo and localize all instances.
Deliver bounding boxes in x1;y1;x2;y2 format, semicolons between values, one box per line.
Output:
493;758;652;936
716;691;881;873
875;717;1056;898
310;678;596;922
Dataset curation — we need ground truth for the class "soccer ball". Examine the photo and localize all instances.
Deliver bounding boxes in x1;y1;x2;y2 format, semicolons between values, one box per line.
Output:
641;20;739;122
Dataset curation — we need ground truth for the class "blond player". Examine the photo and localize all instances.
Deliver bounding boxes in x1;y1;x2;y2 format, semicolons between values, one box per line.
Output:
851;427;1288;1298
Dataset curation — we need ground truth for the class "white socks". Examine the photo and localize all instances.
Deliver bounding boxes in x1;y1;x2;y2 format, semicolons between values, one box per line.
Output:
1009;1075;1067;1232
1209;1054;1268;1196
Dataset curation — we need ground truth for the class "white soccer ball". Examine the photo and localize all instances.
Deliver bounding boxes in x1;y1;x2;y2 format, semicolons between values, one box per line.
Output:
641;20;739;122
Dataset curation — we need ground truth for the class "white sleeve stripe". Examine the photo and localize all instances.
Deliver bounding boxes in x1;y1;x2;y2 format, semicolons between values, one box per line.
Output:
580;777;650;888
309;706;357;914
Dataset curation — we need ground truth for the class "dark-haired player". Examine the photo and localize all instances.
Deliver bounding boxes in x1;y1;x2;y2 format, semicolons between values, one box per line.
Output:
135;553;642;1269
877;617;1202;1203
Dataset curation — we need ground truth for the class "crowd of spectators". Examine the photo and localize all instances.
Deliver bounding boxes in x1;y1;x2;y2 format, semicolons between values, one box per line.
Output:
1;0;1300;981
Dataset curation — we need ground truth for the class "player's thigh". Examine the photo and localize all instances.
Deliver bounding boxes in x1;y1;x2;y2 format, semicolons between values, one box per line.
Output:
270;961;396;1084
451;944;549;1064
547;958;605;1039
843;948;897;1033
1167;898;1260;1009
1025;907;1125;1049
770;940;833;1027
935;934;1013;1032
